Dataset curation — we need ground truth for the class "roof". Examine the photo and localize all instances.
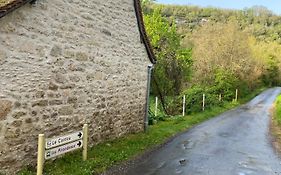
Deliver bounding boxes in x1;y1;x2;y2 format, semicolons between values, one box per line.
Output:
0;0;35;18
0;0;156;64
133;0;156;64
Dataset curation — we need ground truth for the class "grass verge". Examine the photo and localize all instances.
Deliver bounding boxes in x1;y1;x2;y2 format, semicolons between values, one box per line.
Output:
271;94;281;155
17;88;265;175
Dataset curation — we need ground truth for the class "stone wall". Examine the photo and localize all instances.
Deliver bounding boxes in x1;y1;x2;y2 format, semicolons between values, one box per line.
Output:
0;0;151;173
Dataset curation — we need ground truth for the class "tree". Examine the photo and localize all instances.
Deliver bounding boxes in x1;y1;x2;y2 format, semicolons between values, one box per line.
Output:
192;21;261;92
143;7;192;114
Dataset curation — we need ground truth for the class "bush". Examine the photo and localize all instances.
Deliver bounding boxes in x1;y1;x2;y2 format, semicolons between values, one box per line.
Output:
182;86;225;114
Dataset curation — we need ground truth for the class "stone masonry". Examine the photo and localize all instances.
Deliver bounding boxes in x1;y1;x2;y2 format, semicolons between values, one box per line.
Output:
0;0;152;173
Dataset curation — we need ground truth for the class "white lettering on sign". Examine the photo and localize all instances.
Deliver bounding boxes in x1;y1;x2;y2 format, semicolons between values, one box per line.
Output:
45;131;83;149
45;140;83;160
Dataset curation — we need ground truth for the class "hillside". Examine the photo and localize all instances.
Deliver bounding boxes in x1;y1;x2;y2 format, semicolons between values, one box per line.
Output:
146;4;281;44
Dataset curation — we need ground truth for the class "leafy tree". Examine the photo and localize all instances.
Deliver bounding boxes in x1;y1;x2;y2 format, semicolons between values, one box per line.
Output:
262;55;280;86
143;7;192;114
192;21;261;92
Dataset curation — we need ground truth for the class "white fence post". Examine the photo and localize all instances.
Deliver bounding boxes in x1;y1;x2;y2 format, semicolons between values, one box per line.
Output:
183;95;186;116
203;94;205;111
155;97;158;116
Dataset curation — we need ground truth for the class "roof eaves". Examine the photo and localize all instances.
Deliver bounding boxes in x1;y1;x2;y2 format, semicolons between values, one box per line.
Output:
134;0;157;64
0;0;35;19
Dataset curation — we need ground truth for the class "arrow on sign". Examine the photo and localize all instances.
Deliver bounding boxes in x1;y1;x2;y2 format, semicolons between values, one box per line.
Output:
77;141;82;147
45;131;83;149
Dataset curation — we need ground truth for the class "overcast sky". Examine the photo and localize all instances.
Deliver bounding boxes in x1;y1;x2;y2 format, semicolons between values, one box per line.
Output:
156;0;281;15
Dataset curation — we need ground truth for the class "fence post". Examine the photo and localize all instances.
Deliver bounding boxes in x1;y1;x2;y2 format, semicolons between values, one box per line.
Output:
155;97;158;116
37;134;45;175
183;95;186;116
83;124;89;161
203;94;205;111
235;89;238;102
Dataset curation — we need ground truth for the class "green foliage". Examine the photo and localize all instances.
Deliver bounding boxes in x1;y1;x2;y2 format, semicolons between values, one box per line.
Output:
143;2;278;115
275;95;281;125
262;55;280;86
213;68;237;100
148;109;167;125
182;86;223;114
144;7;192;101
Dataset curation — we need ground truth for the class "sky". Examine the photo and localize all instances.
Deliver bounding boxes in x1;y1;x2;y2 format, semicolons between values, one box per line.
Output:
156;0;281;15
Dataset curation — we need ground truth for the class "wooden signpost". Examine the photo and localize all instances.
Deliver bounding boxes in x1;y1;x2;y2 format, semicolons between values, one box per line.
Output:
37;124;88;175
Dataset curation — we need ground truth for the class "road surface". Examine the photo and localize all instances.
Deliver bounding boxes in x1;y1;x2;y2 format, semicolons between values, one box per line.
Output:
126;88;281;175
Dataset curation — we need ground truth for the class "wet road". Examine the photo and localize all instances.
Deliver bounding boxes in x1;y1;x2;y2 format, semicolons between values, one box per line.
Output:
126;88;281;175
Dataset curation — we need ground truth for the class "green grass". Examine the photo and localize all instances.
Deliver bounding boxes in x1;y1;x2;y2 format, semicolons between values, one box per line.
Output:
274;95;281;125
17;88;265;175
271;94;281;155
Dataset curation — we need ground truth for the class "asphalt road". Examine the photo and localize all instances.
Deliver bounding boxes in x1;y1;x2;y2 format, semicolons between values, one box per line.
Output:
126;88;281;175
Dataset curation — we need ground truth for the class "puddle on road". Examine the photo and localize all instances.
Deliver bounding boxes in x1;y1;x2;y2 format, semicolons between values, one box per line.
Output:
182;140;195;150
219;132;230;138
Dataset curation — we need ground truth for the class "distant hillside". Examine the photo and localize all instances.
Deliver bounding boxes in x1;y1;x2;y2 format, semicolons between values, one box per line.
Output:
146;4;281;44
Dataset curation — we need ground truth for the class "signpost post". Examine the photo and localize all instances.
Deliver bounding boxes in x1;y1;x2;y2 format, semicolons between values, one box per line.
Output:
37;134;45;175
36;124;88;175
83;124;89;161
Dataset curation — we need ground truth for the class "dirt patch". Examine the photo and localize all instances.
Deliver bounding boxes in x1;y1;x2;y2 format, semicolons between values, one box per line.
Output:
270;104;281;156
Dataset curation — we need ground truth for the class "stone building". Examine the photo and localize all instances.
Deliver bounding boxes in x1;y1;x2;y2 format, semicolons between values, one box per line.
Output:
0;0;155;173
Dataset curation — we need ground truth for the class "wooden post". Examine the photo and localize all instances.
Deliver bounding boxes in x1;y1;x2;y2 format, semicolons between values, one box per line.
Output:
83;124;89;161
155;97;158;116
182;95;186;116
219;94;222;102
37;134;45;175
203;94;205;111
235;89;238;102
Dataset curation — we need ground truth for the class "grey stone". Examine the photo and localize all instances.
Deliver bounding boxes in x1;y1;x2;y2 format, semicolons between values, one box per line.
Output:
50;45;62;57
59;106;73;116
